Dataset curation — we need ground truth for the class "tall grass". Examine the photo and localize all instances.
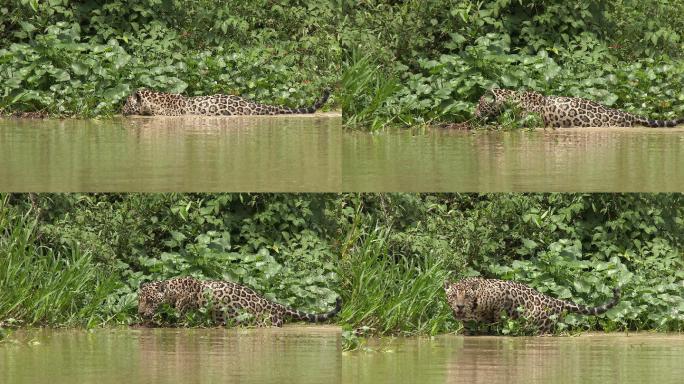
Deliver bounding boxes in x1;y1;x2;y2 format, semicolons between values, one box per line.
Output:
341;51;402;132
0;197;117;327
338;225;456;336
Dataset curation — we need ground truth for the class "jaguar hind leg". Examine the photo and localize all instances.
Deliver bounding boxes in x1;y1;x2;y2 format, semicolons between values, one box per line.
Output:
535;316;556;335
252;313;283;327
212;305;242;326
270;314;284;327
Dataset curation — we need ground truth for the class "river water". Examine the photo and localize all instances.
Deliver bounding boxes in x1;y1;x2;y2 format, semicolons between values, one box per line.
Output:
342;333;684;384
344;127;684;191
0;326;341;384
2;329;682;383
3;119;683;191
0;114;341;191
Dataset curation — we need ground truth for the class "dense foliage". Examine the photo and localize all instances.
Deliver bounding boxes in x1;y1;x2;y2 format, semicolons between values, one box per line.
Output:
338;193;684;344
1;193;683;344
0;0;340;116
341;0;684;130
0;193;341;326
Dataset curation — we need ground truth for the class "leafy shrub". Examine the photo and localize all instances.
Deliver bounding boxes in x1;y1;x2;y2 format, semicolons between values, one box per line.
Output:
336;193;684;337
0;0;340;116
2;193;683;336
12;193;341;323
342;0;684;129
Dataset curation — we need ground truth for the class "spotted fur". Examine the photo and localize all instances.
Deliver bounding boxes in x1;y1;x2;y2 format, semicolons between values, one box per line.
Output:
444;277;620;333
122;88;330;116
138;276;341;327
475;89;684;128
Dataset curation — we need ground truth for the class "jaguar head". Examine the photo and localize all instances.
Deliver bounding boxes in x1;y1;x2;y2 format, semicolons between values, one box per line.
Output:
444;280;478;320
138;281;166;319
474;94;494;119
122;92;140;116
122;89;153;116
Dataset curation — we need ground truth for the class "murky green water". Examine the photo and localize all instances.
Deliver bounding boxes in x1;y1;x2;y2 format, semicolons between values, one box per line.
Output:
4;119;683;192
342;333;684;384
3;329;681;383
0;114;341;191
0;326;341;384
343;127;684;191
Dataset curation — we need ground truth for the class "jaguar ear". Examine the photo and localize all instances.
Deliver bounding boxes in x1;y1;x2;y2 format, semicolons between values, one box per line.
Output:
134;89;143;103
443;281;451;291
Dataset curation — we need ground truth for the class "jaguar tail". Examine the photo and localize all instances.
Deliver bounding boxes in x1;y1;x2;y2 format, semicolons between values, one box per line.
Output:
246;88;330;115
636;117;684;127
291;88;331;114
283;297;342;323
563;287;620;315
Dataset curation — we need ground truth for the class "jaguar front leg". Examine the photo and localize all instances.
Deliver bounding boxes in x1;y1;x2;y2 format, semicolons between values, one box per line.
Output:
214;305;241;326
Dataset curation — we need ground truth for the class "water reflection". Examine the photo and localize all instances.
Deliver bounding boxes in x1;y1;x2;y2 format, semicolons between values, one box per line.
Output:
342;333;684;384
343;127;684;191
0;326;341;384
0;115;341;191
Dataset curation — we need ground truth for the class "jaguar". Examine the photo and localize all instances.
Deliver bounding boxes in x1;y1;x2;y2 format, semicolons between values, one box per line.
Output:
138;276;342;327
122;88;330;116
444;277;620;333
475;88;684;128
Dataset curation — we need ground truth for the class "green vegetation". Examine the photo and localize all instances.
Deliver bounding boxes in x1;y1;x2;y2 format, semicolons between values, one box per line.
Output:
0;210;115;328
339;226;453;336
342;1;684;130
338;193;684;343
0;193;342;327
0;1;339;117
1;193;683;346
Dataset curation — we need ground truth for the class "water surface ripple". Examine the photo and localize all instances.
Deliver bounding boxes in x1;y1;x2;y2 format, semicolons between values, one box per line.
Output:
343;127;684;191
0;115;341;191
1;327;341;384
343;333;684;384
